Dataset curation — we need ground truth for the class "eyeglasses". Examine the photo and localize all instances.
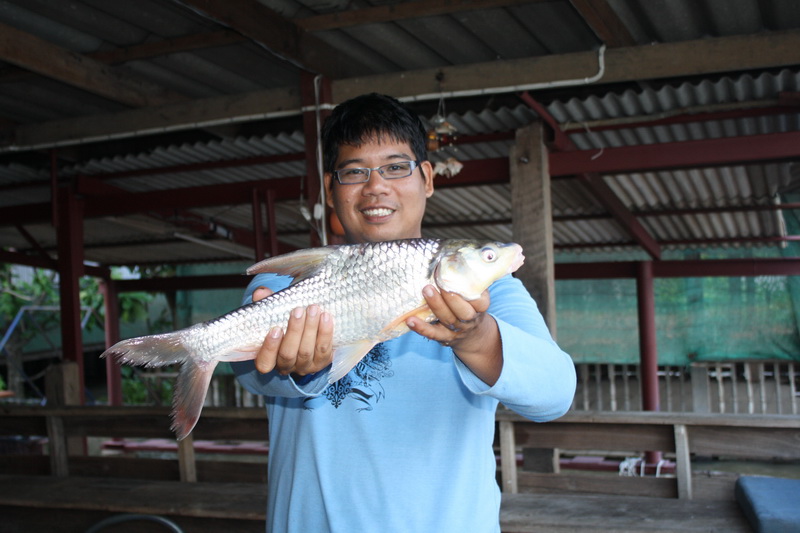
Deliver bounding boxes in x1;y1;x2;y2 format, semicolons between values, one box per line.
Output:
333;161;419;185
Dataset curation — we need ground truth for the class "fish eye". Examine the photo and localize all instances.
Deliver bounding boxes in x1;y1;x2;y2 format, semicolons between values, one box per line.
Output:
481;247;497;262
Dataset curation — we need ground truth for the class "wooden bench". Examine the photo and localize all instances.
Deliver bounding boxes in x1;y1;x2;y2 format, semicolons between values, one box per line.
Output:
2;405;798;532
497;409;800;532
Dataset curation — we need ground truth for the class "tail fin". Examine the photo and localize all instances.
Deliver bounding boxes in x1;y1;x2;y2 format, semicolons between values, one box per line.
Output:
101;327;216;440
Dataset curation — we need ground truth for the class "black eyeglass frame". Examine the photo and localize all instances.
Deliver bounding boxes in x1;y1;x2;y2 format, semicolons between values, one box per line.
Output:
332;160;420;185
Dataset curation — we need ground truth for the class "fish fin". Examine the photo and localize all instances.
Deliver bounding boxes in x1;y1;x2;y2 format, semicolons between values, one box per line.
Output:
325;305;436;384
171;357;217;441
100;328;197;367
327;340;378;384
100;326;213;440
246;247;336;284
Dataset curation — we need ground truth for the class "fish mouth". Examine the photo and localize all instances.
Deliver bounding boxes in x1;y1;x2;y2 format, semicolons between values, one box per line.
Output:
508;245;525;274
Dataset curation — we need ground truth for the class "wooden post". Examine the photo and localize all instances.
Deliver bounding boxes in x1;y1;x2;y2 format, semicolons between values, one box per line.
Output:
178;434;198;483
691;364;711;413
499;420;518;493
510;121;556;336
673;424;693;499
45;362;83;471
56;188;86;403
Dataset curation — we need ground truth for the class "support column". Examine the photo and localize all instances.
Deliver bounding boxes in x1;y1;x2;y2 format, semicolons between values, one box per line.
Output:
56;188;85;404
510;121;556;336
101;277;122;406
637;260;662;465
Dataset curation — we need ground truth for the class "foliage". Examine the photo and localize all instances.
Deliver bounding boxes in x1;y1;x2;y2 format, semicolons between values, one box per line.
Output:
120;366;173;406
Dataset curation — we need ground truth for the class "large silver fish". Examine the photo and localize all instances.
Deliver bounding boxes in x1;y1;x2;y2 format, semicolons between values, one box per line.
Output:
102;238;524;439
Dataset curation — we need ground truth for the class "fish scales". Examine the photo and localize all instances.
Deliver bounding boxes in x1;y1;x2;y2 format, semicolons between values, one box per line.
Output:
102;238;524;439
185;239;441;361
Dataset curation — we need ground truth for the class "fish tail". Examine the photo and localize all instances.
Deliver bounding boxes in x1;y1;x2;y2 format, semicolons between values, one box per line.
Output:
101;326;214;440
171;357;216;440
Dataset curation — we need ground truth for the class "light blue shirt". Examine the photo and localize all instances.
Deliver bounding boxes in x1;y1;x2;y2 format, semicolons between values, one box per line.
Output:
232;274;576;533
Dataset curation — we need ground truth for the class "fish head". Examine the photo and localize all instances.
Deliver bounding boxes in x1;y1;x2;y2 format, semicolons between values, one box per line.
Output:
434;240;525;300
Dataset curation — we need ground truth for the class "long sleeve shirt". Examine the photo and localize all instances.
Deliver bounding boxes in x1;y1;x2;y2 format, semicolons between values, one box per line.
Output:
232;273;576;533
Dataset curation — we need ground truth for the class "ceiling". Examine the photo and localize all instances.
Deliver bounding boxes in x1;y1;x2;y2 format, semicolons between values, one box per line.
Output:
2;0;800;270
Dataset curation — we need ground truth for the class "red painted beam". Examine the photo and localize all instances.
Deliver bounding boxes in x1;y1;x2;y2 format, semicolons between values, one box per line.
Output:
555;258;800;279
550;131;800;176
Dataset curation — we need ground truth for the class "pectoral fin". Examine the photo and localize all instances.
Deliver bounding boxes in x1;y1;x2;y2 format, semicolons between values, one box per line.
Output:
325;305;436;384
328;340;378;384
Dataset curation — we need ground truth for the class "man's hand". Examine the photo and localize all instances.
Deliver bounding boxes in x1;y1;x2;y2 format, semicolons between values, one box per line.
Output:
406;285;503;386
252;287;335;376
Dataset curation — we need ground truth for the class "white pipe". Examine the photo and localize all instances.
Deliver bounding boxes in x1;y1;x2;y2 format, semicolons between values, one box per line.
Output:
400;45;606;103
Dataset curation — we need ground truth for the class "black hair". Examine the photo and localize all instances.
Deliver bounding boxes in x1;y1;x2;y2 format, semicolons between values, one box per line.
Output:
321;93;428;174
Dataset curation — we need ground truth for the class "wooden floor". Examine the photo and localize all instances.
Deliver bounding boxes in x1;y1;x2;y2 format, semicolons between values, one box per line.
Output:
501;493;752;533
0;474;752;533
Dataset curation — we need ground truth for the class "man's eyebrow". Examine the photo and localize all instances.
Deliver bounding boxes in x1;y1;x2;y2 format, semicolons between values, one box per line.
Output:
336;153;413;168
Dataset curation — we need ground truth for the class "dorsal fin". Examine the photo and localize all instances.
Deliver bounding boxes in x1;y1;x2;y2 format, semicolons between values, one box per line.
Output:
246;247;337;284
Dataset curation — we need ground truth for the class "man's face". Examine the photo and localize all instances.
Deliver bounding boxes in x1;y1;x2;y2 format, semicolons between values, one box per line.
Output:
325;137;434;244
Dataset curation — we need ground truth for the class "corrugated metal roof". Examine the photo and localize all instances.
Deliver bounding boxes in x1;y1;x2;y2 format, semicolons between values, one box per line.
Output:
1;0;800;266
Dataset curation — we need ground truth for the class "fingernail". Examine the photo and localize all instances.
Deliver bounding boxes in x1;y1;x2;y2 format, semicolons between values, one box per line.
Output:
292;307;304;319
423;286;435;298
308;305;319;317
269;327;281;339
321;312;331;323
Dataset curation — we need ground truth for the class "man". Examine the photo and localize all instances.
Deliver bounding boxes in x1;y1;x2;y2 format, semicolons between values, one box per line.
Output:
232;93;576;532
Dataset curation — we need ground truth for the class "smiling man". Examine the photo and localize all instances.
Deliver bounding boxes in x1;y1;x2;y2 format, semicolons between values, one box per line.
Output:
232;93;576;533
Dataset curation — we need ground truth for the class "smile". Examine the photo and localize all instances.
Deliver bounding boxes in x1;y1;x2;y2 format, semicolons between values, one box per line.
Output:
361;208;394;217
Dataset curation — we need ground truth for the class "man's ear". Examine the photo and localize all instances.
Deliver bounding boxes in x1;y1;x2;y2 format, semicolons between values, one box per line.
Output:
324;172;335;208
421;160;435;198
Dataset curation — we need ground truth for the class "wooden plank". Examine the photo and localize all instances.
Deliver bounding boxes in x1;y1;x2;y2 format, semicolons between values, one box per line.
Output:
0;506;263;533
0;475;267;520
0;22;183;107
500;493;750;532
517;472;677;498
689;426;800;459
514;422;676;452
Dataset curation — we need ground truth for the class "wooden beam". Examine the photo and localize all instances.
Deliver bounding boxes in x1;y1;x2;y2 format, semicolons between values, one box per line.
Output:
0;22;184;108
569;0;636;47
175;0;363;78
550;130;800;176
335;28;800;101
0;30;246;83
297;0;548;32
9;29;800;149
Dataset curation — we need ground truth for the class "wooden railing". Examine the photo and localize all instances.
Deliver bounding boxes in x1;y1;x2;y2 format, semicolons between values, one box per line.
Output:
497;409;800;501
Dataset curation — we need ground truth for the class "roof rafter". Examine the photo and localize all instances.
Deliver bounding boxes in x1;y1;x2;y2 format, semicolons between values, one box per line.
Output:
296;0;548;31
8;29;800;150
0;30;246;84
568;0;636;47
0;22;185;108
174;0;363;78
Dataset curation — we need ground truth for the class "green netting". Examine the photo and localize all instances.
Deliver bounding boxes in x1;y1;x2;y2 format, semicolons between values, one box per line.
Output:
556;198;800;366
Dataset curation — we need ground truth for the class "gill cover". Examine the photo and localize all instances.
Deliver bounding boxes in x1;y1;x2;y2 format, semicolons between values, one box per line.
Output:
434;241;524;300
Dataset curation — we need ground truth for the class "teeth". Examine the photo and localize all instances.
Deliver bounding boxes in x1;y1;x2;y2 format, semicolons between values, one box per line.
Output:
362;208;393;217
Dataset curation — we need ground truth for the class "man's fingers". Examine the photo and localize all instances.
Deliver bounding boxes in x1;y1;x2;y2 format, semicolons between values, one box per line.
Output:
252;286;274;303
255;326;282;374
294;306;321;374
275;307;304;373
